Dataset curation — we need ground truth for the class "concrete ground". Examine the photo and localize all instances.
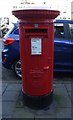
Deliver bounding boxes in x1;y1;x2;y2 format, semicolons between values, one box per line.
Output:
2;79;73;119
0;37;73;119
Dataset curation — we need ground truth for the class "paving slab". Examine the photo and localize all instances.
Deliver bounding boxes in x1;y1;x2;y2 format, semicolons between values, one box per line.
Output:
2;80;73;119
2;83;8;95
0;115;2;120
2;82;8;89
5;83;22;92
34;104;57;118
53;83;65;88
54;87;68;96
0;95;2;102
54;80;73;84
65;83;72;92
13;107;35;118
0;81;2;85
56;108;72;118
14;98;57;118
53;93;71;108
12;85;72;119
3;91;19;102
2;101;16;118
0;86;2;96
0;101;2;115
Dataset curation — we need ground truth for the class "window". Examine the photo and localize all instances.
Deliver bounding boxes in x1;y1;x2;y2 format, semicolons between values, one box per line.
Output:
54;23;65;38
69;23;73;39
14;29;19;35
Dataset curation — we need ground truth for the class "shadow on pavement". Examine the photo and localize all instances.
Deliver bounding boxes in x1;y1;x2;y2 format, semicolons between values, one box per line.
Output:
54;72;73;81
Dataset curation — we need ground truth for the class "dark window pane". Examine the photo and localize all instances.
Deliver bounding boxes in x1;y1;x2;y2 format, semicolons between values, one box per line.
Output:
54;23;65;38
14;29;19;34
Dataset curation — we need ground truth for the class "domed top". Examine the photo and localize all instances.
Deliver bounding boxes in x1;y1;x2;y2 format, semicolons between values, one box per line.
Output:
12;9;60;20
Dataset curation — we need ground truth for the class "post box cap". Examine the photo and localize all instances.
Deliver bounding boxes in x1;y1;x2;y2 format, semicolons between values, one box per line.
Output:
12;9;60;20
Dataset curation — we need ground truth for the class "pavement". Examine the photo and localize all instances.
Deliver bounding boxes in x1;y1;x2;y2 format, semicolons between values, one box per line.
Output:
0;38;73;119
2;79;73;119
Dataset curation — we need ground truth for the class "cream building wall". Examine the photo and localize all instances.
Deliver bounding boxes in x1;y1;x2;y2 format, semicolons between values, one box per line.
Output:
13;0;72;20
71;1;73;20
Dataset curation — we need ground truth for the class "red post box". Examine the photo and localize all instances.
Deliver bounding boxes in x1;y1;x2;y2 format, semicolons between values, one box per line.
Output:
12;9;60;109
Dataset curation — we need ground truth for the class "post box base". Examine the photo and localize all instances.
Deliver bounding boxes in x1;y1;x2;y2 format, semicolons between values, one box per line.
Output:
22;91;53;109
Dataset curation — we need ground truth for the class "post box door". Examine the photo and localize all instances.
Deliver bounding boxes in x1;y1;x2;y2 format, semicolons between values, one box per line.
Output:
20;26;54;96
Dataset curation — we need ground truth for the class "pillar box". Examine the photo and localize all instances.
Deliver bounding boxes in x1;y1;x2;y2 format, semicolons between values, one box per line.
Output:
12;9;60;109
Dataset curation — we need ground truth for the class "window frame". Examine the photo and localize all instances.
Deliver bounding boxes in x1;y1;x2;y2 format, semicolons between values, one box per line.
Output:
68;23;73;40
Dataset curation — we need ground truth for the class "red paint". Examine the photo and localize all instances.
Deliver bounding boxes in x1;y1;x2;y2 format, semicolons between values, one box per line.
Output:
12;9;60;96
